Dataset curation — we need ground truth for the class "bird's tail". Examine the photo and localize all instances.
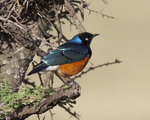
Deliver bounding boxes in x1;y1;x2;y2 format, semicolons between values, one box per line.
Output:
27;62;48;75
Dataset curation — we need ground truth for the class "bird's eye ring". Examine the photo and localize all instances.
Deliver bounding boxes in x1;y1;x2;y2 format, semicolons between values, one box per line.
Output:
85;38;89;41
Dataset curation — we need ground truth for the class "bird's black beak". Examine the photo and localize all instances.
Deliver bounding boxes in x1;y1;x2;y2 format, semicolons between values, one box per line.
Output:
93;34;100;37
90;33;99;39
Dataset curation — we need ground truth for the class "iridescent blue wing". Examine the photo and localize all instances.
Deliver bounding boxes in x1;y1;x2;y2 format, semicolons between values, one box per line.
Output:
41;42;90;66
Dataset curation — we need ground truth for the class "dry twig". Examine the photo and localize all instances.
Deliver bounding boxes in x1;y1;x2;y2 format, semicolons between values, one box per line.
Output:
86;7;114;19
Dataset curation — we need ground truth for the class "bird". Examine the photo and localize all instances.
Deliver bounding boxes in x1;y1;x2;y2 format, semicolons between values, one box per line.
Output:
28;32;99;83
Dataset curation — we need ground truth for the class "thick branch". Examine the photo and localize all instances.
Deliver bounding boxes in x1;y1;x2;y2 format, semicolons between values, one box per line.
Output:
7;84;80;120
64;0;86;33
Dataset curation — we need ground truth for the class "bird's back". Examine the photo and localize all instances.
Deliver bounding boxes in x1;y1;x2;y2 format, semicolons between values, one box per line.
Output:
41;42;91;66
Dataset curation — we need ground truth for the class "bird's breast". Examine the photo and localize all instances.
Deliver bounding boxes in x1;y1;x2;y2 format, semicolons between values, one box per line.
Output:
56;55;89;77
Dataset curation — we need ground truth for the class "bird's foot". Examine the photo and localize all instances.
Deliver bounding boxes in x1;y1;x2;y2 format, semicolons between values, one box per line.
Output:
62;73;81;90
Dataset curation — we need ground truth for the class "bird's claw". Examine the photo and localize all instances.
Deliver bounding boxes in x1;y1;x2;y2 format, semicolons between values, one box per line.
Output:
62;72;81;90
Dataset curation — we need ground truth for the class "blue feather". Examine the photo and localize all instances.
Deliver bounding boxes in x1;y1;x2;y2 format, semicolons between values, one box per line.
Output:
69;35;82;44
27;63;48;75
41;42;90;66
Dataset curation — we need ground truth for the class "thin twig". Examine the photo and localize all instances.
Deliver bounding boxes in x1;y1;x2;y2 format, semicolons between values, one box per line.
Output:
61;105;81;120
8;47;24;58
0;23;10;34
7;2;16;19
86;7;114;19
49;110;55;120
54;6;63;44
31;34;57;48
29;56;38;68
102;0;108;4
0;16;26;30
11;15;19;23
73;59;121;80
37;114;40;120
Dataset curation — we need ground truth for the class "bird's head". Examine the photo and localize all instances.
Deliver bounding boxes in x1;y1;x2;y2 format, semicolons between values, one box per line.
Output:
70;32;99;46
78;32;99;46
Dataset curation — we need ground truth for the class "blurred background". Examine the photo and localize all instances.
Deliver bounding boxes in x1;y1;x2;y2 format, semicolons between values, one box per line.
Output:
28;0;150;120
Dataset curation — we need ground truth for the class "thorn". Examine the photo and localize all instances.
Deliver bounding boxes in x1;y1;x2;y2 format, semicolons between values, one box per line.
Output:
88;61;94;66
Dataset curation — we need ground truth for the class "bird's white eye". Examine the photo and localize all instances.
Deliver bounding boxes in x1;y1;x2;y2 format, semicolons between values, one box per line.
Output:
85;38;89;41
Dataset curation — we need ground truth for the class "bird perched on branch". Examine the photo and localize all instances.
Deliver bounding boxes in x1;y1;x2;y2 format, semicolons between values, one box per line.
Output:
28;32;99;83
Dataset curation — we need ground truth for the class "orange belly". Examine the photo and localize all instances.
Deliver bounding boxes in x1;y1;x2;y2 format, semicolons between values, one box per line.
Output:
56;55;89;77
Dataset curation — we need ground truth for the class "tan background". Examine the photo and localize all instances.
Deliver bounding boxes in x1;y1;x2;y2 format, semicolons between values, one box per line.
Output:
28;0;150;120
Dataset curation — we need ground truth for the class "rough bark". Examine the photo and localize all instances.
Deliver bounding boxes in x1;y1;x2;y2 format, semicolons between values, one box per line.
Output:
6;84;81;120
0;0;54;91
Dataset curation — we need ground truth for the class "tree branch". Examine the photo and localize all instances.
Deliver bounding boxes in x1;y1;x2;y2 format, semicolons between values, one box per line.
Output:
64;0;86;33
6;84;81;120
73;59;122;80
